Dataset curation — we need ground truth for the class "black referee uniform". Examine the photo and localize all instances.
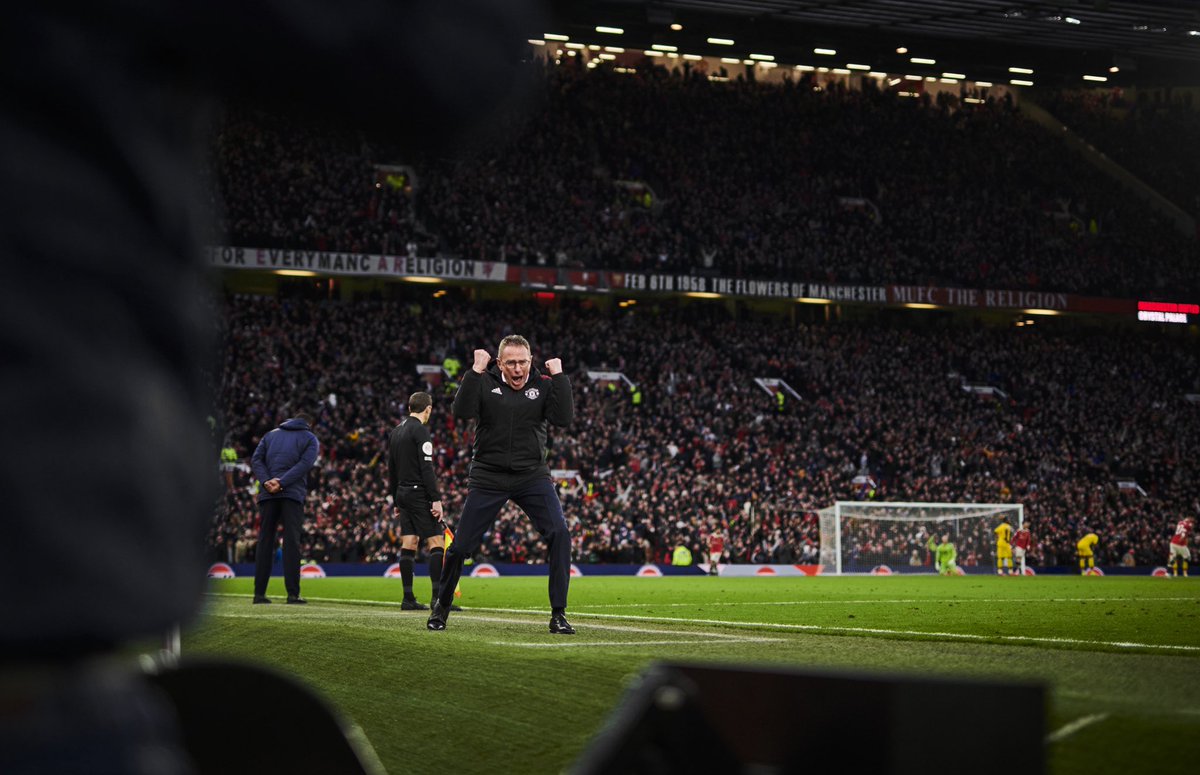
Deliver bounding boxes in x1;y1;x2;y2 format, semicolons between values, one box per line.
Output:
388;415;441;527
433;363;573;616
388;414;443;602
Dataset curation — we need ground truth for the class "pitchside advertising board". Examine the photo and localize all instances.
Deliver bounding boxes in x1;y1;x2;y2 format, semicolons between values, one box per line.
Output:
209;562;707;578
208;562;1158;578
206;247;1198;318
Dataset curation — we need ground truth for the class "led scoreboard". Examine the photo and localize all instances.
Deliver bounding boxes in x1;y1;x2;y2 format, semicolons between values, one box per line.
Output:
1136;300;1198;324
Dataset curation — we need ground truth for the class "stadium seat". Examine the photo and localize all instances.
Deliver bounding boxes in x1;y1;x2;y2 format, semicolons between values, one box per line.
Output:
145;659;383;775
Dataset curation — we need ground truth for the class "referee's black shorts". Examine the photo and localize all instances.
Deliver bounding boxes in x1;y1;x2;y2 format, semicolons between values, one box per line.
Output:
395;487;441;540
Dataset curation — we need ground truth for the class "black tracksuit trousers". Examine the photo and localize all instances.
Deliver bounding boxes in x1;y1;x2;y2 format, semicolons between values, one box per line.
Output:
436;475;570;609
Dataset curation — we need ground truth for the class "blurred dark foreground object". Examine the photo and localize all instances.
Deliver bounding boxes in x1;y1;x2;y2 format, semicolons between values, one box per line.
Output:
0;658;195;775
0;657;385;774
1;0;541;659
0;1;539;771
572;661;1046;775
146;658;385;775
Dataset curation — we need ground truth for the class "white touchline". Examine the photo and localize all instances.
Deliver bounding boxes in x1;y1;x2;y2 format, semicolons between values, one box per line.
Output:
211;605;783;643
1045;713;1108;743
214;610;408;620
491;638;786;648
207;592;1199;608
209;592;1200;609
482;607;1200;653
467;615;763;638
573;596;1200;608
205;594;1200;652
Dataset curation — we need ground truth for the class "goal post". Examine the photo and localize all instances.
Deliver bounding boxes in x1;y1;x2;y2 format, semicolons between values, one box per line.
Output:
817;502;1024;575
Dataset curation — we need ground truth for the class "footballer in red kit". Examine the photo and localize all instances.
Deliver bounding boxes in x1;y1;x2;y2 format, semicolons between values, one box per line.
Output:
707;529;726;576
1012;523;1033;573
1168;516;1194;577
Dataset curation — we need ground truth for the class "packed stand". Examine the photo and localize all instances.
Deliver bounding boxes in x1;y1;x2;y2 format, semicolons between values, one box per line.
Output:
207;107;435;256
208;295;1200;572
207;62;1199;299
1042;88;1200;219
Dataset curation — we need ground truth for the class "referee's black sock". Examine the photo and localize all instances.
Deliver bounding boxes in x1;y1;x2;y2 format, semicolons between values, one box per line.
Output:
428;547;444;601
399;549;416;600
552;607;566;617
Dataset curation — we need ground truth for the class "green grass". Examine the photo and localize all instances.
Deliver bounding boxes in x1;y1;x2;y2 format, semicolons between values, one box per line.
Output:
190;575;1200;774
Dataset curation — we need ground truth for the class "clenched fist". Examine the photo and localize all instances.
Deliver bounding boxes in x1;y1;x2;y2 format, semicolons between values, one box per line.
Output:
472;349;492;373
544;358;563;375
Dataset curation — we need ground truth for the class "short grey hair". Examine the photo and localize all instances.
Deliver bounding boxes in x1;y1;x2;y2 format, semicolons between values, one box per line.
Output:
497;334;531;354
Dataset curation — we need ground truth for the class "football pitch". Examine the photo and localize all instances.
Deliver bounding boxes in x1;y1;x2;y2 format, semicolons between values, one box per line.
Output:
194;575;1200;774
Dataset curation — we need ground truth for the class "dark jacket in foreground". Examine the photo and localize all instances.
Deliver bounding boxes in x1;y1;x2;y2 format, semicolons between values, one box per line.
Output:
452;365;573;487
251;418;320;503
0;0;539;655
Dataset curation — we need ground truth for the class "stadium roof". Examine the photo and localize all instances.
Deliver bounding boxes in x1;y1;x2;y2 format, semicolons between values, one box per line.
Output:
548;0;1200;86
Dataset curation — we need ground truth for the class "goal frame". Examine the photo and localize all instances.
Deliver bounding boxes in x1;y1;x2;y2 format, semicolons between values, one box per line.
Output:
821;501;1024;575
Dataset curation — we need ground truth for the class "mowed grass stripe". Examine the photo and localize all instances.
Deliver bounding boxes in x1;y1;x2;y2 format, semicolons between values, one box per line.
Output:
207;595;781;644
493;638;787;648
540;609;1200;653
195;578;1200;775
205;593;1199;653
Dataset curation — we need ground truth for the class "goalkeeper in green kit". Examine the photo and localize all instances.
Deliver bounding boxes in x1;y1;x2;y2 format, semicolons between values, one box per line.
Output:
927;532;958;575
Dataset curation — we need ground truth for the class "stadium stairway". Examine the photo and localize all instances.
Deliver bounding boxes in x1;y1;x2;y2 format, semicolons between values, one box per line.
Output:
1022;97;1196;237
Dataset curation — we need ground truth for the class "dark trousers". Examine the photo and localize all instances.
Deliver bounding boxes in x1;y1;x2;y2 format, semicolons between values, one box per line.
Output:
437;477;570;609
254;498;303;598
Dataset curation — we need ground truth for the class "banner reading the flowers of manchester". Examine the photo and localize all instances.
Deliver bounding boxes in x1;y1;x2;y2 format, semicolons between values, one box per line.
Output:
207;246;1185;317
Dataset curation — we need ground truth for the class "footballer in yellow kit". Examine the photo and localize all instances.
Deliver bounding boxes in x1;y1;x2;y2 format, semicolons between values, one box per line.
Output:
1077;531;1099;574
994;518;1014;575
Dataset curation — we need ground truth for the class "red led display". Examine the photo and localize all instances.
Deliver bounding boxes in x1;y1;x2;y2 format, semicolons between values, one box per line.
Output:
1138;301;1199;314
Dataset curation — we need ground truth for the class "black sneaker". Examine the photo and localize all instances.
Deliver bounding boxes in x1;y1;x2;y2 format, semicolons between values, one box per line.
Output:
252;596;271;605
427;600;448;631
448;603;463;612
401;599;429;611
549;612;576;635
286;596;308;605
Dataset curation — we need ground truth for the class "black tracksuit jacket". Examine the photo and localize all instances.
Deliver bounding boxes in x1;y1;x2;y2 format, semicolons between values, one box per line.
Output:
452;364;573;489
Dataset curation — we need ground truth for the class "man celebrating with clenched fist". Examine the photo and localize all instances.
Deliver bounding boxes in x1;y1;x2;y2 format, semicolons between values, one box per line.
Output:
427;335;577;635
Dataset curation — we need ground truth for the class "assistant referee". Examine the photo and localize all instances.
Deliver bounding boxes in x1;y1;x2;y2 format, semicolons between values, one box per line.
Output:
388;391;446;610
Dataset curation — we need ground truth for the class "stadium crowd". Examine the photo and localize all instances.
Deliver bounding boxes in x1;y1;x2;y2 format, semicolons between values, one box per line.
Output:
207;294;1199;572
1042;87;1200;219
208;61;1199;300
208;108;433;259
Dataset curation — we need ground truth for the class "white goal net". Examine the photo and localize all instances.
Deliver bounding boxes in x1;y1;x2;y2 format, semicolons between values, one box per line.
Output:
817;502;1024;574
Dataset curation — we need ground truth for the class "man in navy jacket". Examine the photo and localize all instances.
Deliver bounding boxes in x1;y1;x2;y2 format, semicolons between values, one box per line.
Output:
251;412;320;604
